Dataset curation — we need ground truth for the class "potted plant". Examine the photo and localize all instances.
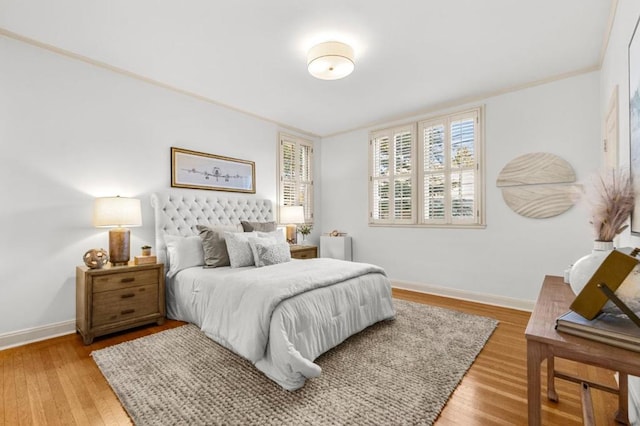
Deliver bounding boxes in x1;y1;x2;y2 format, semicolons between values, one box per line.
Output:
298;224;312;245
141;245;152;256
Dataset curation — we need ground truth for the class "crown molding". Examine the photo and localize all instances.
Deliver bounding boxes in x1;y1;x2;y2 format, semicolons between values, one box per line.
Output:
599;0;619;67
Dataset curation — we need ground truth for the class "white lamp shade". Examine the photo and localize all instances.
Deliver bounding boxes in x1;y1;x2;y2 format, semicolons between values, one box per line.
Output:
307;41;355;80
280;205;305;224
93;197;142;227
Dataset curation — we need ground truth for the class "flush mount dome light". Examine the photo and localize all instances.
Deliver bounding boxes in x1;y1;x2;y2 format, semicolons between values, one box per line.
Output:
307;41;355;80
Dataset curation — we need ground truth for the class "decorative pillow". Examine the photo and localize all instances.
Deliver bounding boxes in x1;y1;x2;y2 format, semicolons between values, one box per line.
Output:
196;225;238;268
249;236;276;266
257;230;287;244
224;231;257;268
249;237;291;267
164;235;204;278
241;221;277;232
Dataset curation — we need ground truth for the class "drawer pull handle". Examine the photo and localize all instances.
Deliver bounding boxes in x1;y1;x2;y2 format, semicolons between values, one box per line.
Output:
121;277;135;283
121;293;135;299
300;254;308;258
121;309;135;315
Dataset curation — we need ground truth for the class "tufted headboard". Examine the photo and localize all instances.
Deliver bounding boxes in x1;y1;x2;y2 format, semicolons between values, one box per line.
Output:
150;190;274;266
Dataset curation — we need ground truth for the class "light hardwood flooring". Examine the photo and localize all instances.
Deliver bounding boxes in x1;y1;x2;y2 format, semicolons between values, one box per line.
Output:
1;289;622;425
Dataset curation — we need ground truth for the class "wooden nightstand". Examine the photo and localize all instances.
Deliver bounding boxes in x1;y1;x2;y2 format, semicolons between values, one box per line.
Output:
76;263;165;345
290;244;318;259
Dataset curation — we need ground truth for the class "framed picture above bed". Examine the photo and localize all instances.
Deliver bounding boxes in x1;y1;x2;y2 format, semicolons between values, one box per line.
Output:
630;15;640;234
171;147;256;193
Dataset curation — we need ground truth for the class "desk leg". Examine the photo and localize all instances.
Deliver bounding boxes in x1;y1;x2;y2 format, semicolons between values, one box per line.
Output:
616;373;629;425
547;355;558;402
527;340;545;426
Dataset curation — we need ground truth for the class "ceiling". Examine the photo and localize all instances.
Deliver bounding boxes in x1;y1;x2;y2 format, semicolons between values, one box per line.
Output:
0;0;612;137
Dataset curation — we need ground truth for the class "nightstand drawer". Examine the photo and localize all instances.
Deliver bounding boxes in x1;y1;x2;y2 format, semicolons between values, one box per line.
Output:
92;284;159;326
290;246;317;259
93;269;158;293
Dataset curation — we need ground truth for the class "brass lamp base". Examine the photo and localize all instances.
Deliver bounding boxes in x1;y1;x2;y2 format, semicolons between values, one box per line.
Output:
285;224;297;244
109;227;131;266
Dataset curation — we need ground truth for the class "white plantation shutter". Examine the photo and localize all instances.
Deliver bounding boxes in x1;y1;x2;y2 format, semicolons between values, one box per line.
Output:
450;115;477;221
279;133;314;223
419;108;482;225
368;106;484;228
422;124;446;222
298;143;313;221
371;135;390;219
369;125;415;224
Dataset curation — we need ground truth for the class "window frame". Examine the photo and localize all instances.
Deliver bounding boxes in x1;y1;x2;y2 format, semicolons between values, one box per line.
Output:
368;106;485;228
277;132;314;224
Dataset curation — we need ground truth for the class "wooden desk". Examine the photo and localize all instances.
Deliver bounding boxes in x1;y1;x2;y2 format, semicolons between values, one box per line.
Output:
525;275;640;425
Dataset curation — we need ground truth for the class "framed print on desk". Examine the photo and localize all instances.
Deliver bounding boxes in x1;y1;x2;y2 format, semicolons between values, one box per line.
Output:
629;15;640;234
171;147;256;193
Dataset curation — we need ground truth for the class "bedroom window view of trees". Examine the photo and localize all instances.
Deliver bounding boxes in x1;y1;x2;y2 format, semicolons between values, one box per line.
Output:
369;107;484;227
279;133;314;223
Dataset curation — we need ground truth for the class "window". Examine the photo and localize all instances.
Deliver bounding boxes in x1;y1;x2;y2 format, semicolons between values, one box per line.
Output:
369;107;484;227
278;133;314;222
370;124;416;224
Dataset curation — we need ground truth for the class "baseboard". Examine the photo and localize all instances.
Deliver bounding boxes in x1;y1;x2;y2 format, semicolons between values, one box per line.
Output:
0;319;76;351
391;279;535;312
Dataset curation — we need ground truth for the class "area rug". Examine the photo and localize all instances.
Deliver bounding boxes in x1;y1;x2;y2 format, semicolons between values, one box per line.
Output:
92;299;498;425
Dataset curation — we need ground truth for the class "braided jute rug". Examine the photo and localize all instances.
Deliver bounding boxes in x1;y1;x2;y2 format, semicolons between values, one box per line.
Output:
92;299;497;425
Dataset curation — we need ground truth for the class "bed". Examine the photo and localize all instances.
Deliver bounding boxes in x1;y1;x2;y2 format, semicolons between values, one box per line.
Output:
150;190;395;390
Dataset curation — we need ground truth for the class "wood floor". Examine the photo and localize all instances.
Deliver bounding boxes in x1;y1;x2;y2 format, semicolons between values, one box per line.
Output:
1;289;622;425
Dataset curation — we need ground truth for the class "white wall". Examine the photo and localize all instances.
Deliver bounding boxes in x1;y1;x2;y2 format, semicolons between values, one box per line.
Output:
320;72;601;304
600;1;640;423
0;35;319;337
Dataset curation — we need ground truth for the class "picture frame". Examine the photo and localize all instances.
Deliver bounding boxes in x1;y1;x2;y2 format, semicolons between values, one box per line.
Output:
171;147;256;193
630;15;640;234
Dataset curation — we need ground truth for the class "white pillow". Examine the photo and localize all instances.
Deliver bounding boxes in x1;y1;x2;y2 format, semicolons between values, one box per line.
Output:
164;235;204;278
257;230;287;244
249;237;291;267
224;231;257;268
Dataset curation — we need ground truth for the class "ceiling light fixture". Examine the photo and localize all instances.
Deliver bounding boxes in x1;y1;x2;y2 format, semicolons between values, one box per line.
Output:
307;41;355;80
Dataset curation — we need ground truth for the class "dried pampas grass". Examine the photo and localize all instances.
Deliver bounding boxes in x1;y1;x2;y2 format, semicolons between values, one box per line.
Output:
586;168;635;242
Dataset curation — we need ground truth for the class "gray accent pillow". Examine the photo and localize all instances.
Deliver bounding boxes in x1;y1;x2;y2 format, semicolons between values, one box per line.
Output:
224;231;257;268
241;221;277;232
249;237;291;267
196;225;238;268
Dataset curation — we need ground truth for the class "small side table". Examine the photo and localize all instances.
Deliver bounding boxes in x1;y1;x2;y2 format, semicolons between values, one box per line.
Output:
320;235;352;260
525;275;640;425
290;245;317;259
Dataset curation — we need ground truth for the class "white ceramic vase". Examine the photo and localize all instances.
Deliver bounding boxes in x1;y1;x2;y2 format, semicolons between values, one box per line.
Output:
569;240;614;295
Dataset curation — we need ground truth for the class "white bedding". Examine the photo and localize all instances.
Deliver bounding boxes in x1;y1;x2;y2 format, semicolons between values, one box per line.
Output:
168;258;395;390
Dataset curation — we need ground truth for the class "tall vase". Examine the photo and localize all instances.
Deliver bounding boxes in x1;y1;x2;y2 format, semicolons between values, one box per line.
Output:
568;240;614;295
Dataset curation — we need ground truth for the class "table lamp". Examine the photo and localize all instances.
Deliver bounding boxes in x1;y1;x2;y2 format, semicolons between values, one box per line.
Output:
280;206;305;244
93;196;142;266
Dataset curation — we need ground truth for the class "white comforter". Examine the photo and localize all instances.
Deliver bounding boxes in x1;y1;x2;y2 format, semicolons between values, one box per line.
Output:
171;258;395;390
